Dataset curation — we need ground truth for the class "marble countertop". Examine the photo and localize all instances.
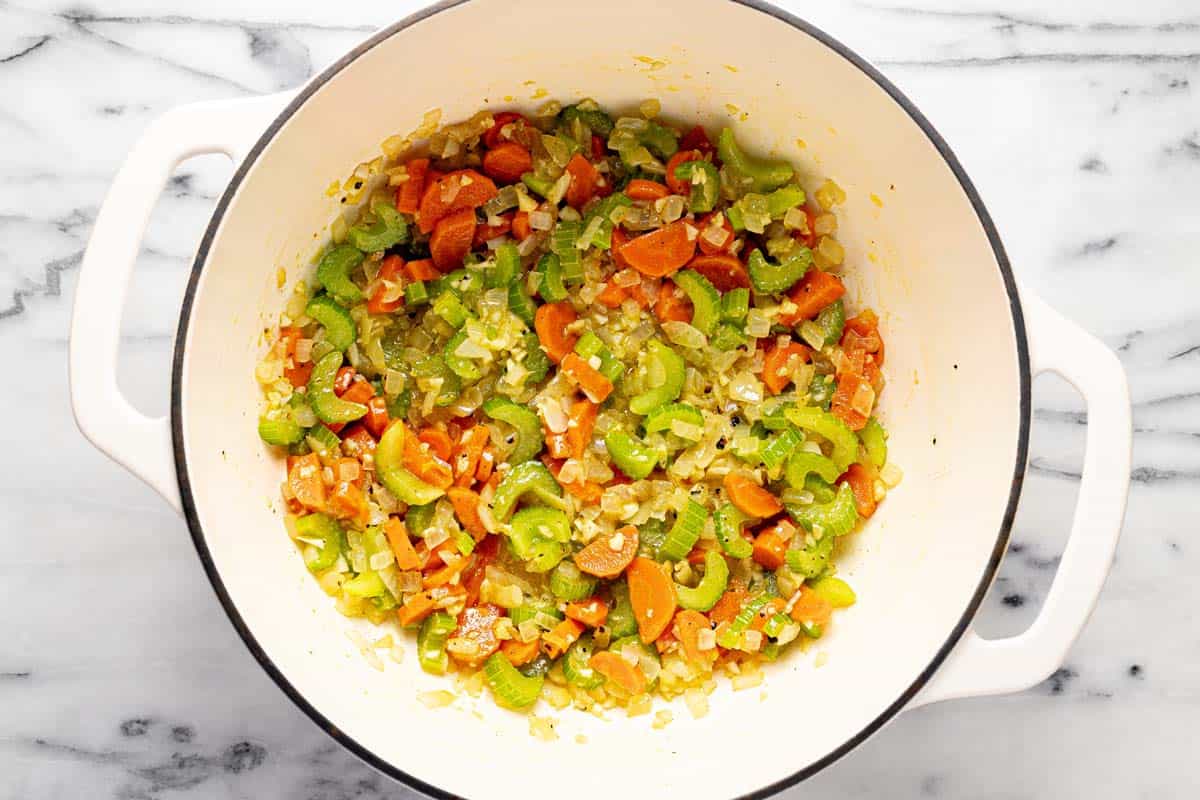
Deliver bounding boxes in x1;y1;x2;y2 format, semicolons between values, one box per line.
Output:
2;0;1198;797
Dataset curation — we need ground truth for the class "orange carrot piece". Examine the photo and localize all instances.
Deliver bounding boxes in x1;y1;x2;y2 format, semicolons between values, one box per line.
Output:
565;597;610;628
384;518;422;570
595;281;630;308
416;168;497;234
284;361;313;388
625;178;670;201
473;213;512;247
654;280;693;323
429;207;477;271
395;158;429;215
448;603;502;665
779;269;846;325
664;150;702;195
564;153;599;209
453;424;489;487
396;591;437;626
287;453;326;512
364;396;390;439
482;141;533;184
687;253;749;291
500;637;541;667
761;341;812;395
723;474;783;518
475;447;496;483
696;211;734;255
447;486;488;540
327;480;368;525
831;372;871;431
627;557;677;643
367;254;406;315
404;258;441;281
748;597;789;633
422;552;471;589
542;618;586;659
533;301;579;364
616;220;697;278
789;586;833;628
708;581;749;626
673;609;713;665
842;462;878;518
560;353;614;403
333;366;356;395
340;379;374;407
399;421;454;489
589;650;647;695
574;525;639;579
565;399;598;460
752;522;790;570
511;210;532;241
418;428;454;462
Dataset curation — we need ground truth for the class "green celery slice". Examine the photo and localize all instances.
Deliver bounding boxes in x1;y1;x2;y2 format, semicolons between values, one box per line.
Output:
675;549;730;611
307;352;367;424
658;500;707;561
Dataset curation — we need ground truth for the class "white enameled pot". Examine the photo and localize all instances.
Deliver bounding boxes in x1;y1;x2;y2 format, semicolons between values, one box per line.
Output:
68;1;1133;797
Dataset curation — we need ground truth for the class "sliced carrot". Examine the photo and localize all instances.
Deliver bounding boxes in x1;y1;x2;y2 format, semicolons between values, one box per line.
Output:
429;207;476;272
416;168;497;234
327;480;368;525
563;478;604;504
779;269;846;325
564;153;599;209
761;340;812;395
500;636;541;667
654;280;693;323
473;212;512;247
752;521;791;570
396;591;437;626
708;581;749;626
384;517;422;571
453;424;489;487
340;424;376;459
611;227;633;269
366;254;405;315
625;178;669;201
560;353;614;403
483;111;526;149
565;597;609;628
533;301;579;364
723;473;783;518
285;361;313;388
511;210;532;241
589;650;647;695
842;462;878;518
664;150;702;195
482;141;533;184
574;525;639;579
542;618;585;659
447;486;488;540
335;457;365;488
595;281;630;308
404;258;441;281
696;212;735;256
277;326;301;359
287;453;325;512
334;366;356;395
789;585;833;628
546;429;571;459
399;421;454;489
627;557;677;643
341;378;374;407
687;253;748;291
616;220;697;278
418;428;454;462
357;398;388;441
673;609;713;665
448;604;502;665
654;626;678;654
423;551;471;589
565;399;598;460
831;371;871;431
395;158;429;215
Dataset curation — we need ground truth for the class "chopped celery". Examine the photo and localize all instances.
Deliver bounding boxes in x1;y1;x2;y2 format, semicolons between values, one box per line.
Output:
295;513;344;573
766;185;806;218
639;121;679;160
675;549;729;612
805;473;837;504
535;253;568;303
404;280;430;306
443;329;481;380
316;244;364;305
417;611;457;674
785;532;834;579
490;461;564;520
860;417;888;468
713;504;754;559
674;160;720;213
561;104;615;137
484;652;544;709
573;332;623;384
432;291;469;328
307;352;367;424
658;500;707;561
717;128;794;193
604;431;664;480
411;356;461;406
785;450;842;487
521;171;556;199
510;600;563;627
305;294;356;351
482;396;544;464
343;570;387;598
521;333;551;385
761;428;802;474
815;298;845;346
405;502;435;538
721;288;750;322
642;402;704;439
550;560;598;601
551;220;583;283
581;193;633;251
786;407;859;472
811;576;857;608
605;581;639;638
258;416;304;447
716;593;770;649
791;483;859;538
711;322;748;352
509;507;570;572
508;281;538;328
487;243;521;289
747;247;812;294
563;634;605;689
637;518;668;560
304;424;341;460
808;373;835;411
629;340;686;415
375;420;445;505
347;204;409;253
671;269;721;335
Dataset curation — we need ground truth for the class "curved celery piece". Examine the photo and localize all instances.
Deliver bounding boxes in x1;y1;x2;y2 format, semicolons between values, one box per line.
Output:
642;402;704;438
305;294;356;351
521;171;556;200
508;282;537;328
417;611;457;674
761;428;802;474
375;421;445;505
347;204;409;253
805;473;837;505
658;500;707;562
671;269;720;335
808;373;835;411
294;513;345;573
786;450;842;488
815;298;845;346
675;549;730;612
604;431;664;481
636;518;668;560
509;507;570;573
767;185;806;218
786;407;859;472
629;340;686;415
673;160;720;213
490;462;564;521
509;599;563;627
307;352;367;424
535;253;568;303
711;323;748;352
304;424;341;461
342;570;387;598
482;397;544;464
316;244;365;305
792;483;859;538
717;128;794;193
860;417;888;468
258;416;303;446
442;330;481;381
747;247;812;294
550;220;583;283
785;532;833;579
486;243;521;289
550;560;597;601
716;594;770;649
484;652;544;709
561;104;615;137
411;356;461;407
721;288;750;322
521;333;551;385
639;121;679;160
563;635;605;689
605;581;639;638
811;576;857;608
432;291;469;328
713;503;753;559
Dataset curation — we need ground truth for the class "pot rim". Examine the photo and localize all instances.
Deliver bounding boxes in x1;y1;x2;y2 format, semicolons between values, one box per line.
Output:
170;1;1031;797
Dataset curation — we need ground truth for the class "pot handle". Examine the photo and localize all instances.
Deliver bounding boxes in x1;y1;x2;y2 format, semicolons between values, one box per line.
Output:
69;94;291;514
911;288;1131;707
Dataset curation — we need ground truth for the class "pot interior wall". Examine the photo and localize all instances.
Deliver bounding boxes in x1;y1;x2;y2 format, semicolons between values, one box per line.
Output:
178;0;1024;796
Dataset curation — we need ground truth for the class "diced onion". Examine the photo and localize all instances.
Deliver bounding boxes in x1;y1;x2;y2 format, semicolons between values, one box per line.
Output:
528;210;554;231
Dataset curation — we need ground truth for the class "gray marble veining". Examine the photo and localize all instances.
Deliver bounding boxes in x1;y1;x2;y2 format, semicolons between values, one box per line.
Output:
2;0;1197;797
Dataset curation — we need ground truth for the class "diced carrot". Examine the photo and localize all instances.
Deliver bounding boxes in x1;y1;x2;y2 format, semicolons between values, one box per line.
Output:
482;141;533;184
664;150;702;195
679;125;715;157
563;478;604;504
687;253;749;291
723;473;783;518
395;158;429;215
334;366;356;395
696;212;735;256
285;362;313;388
565;597;609;628
708;581;749;627
473;212;512;247
448;604;502;665
462;534;500;606
761;340;812;394
429;207;476;271
565;399;598;460
589;650;647;695
654;626;678;654
418;428;454;462
611;227;632;269
511;210;532;241
673;609;713;665
533;301;578;364
340;379;374;407
404;258;440;281
287;453;325;512
364;396;389;439
453;424;489;487
423;551;471;589
654;280;693;323
564;153;599;209
831;372;871;431
546;430;571;459
625;178;670;201
752;522;790;570
396;591;437;626
340;424;376;459
842;462;878;518
789;585;833;628
500;637;541;667
779;269;846;325
560;353;614;403
475;447;496;483
417;169;497;234
447;486;488;540
384;517;422;570
398;421;454;489
616;220;697;278
367;254;406;315
483;111;526;149
574;525;639;579
277;326;301;359
748;597;788;633
542;618;585;659
595;281;630;308
627;557;677;643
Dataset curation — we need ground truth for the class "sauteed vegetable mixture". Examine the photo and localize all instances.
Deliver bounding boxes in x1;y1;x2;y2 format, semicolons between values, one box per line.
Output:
256;100;899;714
